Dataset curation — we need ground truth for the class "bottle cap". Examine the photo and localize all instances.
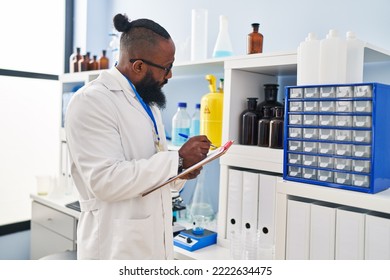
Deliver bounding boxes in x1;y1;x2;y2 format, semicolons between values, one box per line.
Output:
195;103;201;109
251;23;260;27
178;102;187;108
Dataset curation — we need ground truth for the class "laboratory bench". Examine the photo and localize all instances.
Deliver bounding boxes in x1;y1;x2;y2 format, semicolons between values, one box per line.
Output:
29;193;231;260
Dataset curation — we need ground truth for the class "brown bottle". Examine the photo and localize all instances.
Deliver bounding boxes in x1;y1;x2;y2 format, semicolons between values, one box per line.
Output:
240;97;258;145
257;105;272;147
247;23;263;54
79;52;90;72
70;47;82;73
269;106;284;149
88;55;99;71
99;50;109;69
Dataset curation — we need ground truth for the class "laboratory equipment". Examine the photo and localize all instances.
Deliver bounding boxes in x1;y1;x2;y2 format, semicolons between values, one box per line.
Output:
247;23;263;54
171;102;191;146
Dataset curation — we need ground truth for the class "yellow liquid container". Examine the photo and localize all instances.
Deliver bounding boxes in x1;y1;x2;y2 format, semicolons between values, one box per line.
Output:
200;75;224;147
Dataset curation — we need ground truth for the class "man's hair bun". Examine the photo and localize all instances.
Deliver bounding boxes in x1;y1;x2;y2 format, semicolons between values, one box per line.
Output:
113;13;132;32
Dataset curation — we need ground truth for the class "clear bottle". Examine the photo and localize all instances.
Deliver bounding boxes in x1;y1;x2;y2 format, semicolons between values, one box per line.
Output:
212;15;233;58
171;102;191;146
247;23;263;54
297;32;320;85
256;84;283;119
190;103;201;137
99;49;109;69
346;31;365;83
269;106;284;149
257;105;272;147
240;97;258;145
319;29;347;84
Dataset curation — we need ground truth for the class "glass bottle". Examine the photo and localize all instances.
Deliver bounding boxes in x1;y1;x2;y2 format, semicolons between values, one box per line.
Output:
257;105;272;147
256;84;283;119
88;55;99;71
247;23;263;54
171;102;191;146
240;97;258;145
79;52;90;72
190;103;201;137
70;47;82;73
99;50;109;70
269;106;284;149
212;15;233;58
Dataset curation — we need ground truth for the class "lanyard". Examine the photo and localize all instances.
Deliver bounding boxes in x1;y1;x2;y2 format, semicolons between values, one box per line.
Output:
123;75;160;143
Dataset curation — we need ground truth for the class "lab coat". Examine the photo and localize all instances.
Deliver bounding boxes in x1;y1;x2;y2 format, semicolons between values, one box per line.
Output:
65;67;185;259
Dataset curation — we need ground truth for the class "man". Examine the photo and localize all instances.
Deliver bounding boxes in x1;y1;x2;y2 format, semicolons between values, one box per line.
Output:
65;13;211;259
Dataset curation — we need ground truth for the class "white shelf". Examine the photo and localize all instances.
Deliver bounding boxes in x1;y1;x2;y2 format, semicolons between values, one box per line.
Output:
220;144;283;174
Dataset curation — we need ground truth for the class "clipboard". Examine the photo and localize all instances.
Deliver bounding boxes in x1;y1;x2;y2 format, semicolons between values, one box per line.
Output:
142;140;234;197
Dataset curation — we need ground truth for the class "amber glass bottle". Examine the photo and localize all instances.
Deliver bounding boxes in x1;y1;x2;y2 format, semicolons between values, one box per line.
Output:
269;106;284;149
88;55;99;71
247;23;263;54
256;84;283;119
70;47;82;73
79;52;90;72
99;50;109;69
257;105;272;147
240;97;258;145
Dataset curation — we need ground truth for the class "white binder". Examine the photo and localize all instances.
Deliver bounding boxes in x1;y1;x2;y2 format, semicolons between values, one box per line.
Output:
257;174;277;247
226;169;243;240
241;170;259;235
286;199;311;260
335;207;366;260
309;202;336;260
365;213;390;260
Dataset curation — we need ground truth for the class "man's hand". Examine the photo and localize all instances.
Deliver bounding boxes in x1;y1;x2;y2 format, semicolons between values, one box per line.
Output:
178;135;211;169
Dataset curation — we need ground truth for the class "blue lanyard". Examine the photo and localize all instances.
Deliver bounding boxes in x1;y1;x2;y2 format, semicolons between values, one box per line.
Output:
123;75;160;141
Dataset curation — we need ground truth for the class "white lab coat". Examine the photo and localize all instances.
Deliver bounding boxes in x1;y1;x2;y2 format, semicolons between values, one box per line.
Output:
65;67;185;259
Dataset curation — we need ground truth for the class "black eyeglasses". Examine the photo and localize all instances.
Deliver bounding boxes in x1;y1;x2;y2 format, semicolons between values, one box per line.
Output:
129;58;173;76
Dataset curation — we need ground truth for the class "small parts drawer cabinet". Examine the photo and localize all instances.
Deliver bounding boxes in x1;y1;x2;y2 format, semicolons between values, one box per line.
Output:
284;83;390;194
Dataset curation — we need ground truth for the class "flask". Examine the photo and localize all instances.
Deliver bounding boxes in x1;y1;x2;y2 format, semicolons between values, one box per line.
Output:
200;75;224;147
69;47;82;73
257;105;272;147
171;102;191;146
346;31;365;83
99;50;109;69
256;84;283;119
269;106;284;149
319;29;347;84
212;15;233;58
190;103;201;137
247;23;263;54
88;55;99;71
78;52;90;72
297;32;320;85
240;97;258;145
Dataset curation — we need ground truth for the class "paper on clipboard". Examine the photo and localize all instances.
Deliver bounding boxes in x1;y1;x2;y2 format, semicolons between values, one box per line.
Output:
142;140;234;197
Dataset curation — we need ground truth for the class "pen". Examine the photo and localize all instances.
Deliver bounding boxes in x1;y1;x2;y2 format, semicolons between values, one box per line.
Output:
178;133;218;149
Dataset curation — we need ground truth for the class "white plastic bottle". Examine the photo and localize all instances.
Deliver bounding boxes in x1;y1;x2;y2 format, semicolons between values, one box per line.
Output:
297;32;320;85
212;15;233;58
171;102;191;146
319;29;347;84
190;103;201;137
346;31;365;83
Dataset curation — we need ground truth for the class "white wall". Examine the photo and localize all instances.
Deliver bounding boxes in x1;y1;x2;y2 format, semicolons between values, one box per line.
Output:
0;0;64;226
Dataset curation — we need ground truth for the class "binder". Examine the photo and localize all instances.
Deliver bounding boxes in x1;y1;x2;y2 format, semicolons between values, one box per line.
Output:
365;213;390;260
241;170;260;259
257;174;277;247
286;199;311;260
241;171;259;235
226;168;243;241
335;207;366;260
309;202;336;260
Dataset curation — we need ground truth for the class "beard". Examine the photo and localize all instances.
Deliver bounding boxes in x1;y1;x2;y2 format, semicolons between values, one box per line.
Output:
135;71;167;109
